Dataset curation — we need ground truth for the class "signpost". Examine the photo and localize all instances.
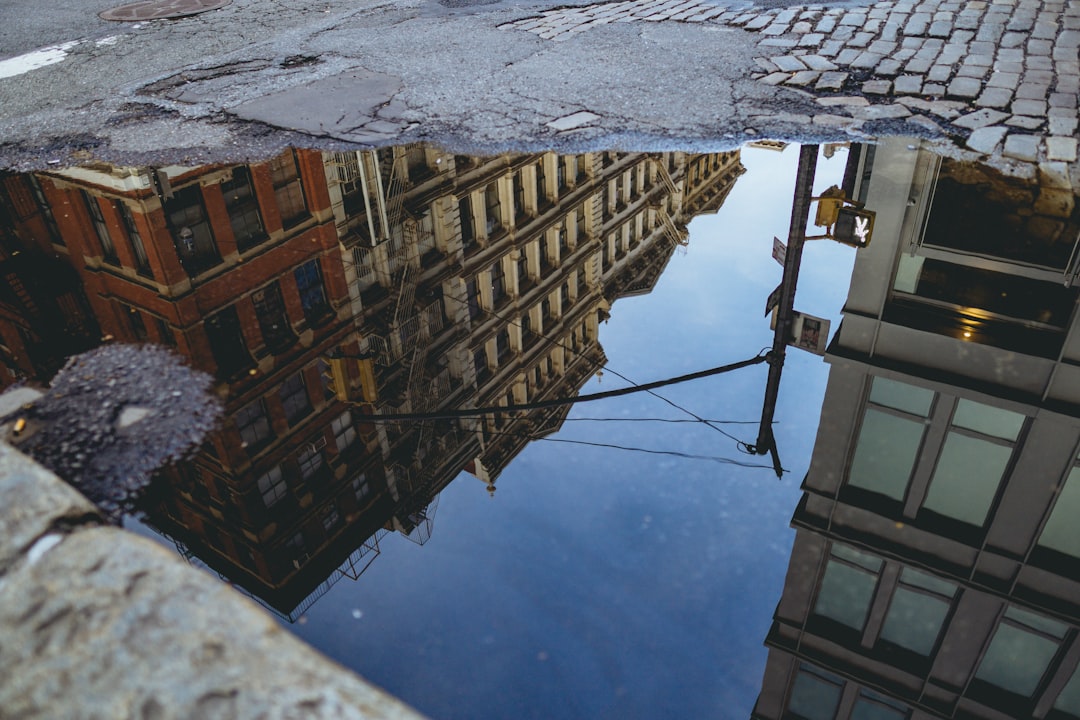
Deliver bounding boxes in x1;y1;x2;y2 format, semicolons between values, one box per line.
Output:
764;283;782;317
772;236;787;265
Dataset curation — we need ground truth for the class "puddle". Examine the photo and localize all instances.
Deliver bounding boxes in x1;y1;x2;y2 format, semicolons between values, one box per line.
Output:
1;139;1080;718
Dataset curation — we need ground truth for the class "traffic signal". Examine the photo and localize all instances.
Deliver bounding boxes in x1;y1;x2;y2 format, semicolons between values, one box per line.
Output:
833;206;876;248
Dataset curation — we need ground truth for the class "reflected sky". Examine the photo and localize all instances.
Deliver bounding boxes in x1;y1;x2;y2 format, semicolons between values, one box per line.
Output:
276;144;856;719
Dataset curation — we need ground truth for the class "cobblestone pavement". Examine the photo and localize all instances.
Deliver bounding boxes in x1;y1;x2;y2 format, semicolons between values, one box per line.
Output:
501;0;1080;165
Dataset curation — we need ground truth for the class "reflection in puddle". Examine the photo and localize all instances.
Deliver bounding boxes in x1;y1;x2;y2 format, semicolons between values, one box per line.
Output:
754;139;1080;720
1;140;1079;718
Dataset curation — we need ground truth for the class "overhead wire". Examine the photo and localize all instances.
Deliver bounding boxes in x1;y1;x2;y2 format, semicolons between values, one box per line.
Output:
359;352;768;422
477;426;781;470
438;285;762;449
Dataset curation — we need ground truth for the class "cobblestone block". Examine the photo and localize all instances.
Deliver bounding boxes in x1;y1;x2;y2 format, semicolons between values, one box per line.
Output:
923;82;947;93
1027;38;1053;53
835;47;861;64
772;55;809;72
987;71;1021;89
947;76;983;97
929;19;953;34
1049;92;1078;108
816;95;870;106
850;103;913;119
895;74;926;93
1046;137;1079;162
848;31;875;47
877;58;904;75
761;72;793;85
785;70;823;86
1012;98;1048;115
815;16;838;32
1049;116;1079;135
1027;56;1054;70
754;57;781;72
906;57;935;72
852;51;885;67
898;96;969;116
815;71;850;90
977;87;1014;106
818;39;845;56
928;65;953;82
966;126;1008;153
955;107;1010;127
1006;115;1045;129
957;65;990;78
801;54;839;70
792;21;814;33
1003;133;1041;160
1016;83;1051;99
863;79;894;94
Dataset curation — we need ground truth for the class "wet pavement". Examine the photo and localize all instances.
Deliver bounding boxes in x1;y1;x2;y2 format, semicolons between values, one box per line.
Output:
3;138;1080;718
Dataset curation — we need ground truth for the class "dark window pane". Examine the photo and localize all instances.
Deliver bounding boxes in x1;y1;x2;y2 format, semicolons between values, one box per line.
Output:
165;185;219;276
294;259;331;324
279;372;312;425
82;191;117;264
222;167;265;251
269;151;307;227
251;282;295;353
204;305;251;377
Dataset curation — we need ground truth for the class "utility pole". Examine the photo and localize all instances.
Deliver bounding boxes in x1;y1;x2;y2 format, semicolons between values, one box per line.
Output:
752;145;819;477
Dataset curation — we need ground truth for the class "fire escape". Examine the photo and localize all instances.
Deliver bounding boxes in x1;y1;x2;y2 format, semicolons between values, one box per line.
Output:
649;156;690;250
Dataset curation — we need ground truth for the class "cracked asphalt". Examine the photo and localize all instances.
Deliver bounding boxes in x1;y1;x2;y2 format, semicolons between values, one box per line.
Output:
0;0;1074;171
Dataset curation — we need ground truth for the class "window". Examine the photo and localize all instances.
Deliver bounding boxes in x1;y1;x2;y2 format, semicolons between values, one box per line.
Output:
155;317;176;346
975;606;1068;699
1038;466;1080;559
849;400;928;502
921;400;1023;527
257;465;287;508
321;502;342;532
787;665;842;720
513;171;526;219
1052;664;1080;718
269;151;307;226
352;472;372;503
466;277;481;319
252;282;296;353
116;202;152;277
122;304;148;341
297;444;323;481
490;261;506;305
474;348;489;379
333;410;357;452
236;399;272;452
279;372;312;425
496;329;510;362
82;191;117;264
878;567;956;656
535;160;547;206
813;544;883;633
28;176;62;245
850;690;910;720
165;184;219;276
847;377;1025;531
484;182;501;236
222;167;264;251
517;253;530;290
204;305;252;377
459;195;475;248
294;259;330;325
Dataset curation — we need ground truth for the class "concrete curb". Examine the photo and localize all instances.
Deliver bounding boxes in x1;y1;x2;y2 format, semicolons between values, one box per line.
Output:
0;442;428;720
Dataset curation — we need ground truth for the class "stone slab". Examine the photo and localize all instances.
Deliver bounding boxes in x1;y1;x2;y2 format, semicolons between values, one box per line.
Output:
0;444;99;575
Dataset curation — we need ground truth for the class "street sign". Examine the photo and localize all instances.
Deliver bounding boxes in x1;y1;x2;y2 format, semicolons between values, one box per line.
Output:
789;311;831;355
772;236;787;265
765;283;782;317
833;207;876;248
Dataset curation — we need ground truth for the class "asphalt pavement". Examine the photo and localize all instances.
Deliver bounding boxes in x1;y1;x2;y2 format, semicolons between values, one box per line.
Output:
0;0;1075;172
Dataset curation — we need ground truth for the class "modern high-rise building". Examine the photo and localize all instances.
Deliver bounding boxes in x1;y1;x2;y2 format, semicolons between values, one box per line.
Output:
753;139;1080;720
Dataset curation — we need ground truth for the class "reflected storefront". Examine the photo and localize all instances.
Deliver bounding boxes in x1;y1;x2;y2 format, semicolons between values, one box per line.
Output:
0;146;746;619
753;138;1080;720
